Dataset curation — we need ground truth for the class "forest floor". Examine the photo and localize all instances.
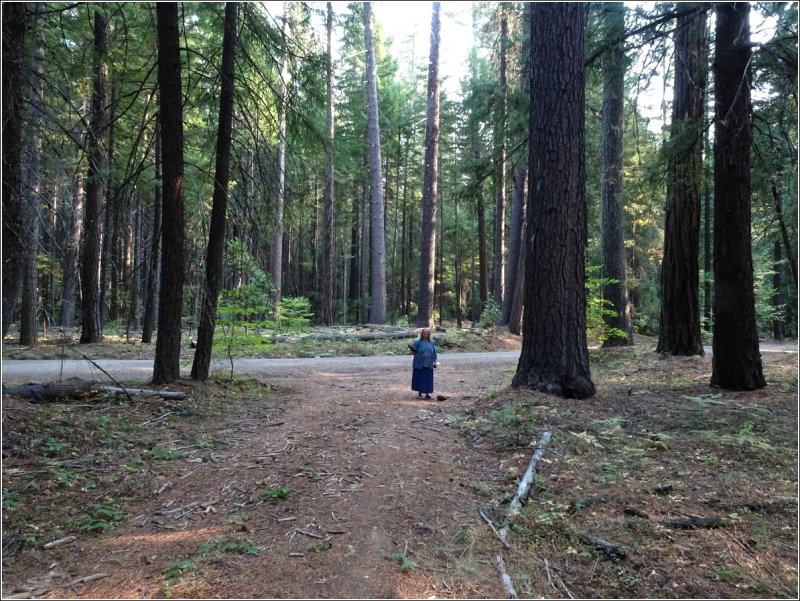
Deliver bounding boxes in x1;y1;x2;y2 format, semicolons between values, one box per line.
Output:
1;328;797;599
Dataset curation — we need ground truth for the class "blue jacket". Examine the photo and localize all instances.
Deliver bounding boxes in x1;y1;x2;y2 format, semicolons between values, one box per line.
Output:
411;339;437;370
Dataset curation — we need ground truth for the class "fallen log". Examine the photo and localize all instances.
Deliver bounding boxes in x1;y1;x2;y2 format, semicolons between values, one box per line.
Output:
659;516;725;529
498;431;552;545
3;379;102;402
261;330;421;343
3;380;187;401
578;534;626;562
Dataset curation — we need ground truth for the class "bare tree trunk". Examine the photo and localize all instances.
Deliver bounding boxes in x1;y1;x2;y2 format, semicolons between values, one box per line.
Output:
772;241;785;342
80;9;108;344
711;2;765;391
363;2;387;324
320;2;335;326
492;8;508;309
771;181;797;285
153;2;186;384
61;173;83;328
192;2;238;382
20;11;44;346
271;3;290;318
507;168;527;335
502;167;526;327
600;1;634;348
657;4;707;355
3;3;28;337
513;3;594;400
141;118;162;344
416;2;441;328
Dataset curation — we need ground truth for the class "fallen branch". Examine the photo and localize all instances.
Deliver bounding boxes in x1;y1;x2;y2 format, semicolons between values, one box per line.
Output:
101;386;187;400
42;536;76;549
478;507;510;549
507;431;553;516
497;431;552;545
495;555;518;599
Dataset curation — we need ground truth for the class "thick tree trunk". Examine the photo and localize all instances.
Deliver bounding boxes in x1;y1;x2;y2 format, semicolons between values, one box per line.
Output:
192;2;238;382
711;2;765;391
3;3;28;337
320;2;335;326
416;2;441;328
657;4;707;355
153;2;186;384
20;17;44;347
513;3;594;399
364;3;387;324
600;2;633;348
80;10;108;344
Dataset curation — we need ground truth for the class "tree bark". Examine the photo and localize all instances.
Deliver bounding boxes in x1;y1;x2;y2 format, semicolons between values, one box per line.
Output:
320;2;335;326
711;2;765;391
416;2;441;328
657;4;707;355
772;241;784;342
492;8;508;309
192;2;238;382
364;2;387;324
512;3;595;400
153;2;186;384
141;118;162;344
600;1;633;348
20;11;44;347
61;173;84;328
3;3;28;337
80;9;108;344
271;3;289;317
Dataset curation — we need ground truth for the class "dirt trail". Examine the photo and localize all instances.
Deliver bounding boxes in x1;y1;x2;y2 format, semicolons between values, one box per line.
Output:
3;355;517;599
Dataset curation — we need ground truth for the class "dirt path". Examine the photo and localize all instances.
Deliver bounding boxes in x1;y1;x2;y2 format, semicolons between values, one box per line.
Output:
3;355;518;599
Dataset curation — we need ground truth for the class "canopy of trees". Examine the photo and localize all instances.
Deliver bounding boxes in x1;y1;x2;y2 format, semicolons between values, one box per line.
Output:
2;2;796;390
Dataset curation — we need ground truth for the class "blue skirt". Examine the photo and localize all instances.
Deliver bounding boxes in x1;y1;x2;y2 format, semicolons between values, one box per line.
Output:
411;368;434;394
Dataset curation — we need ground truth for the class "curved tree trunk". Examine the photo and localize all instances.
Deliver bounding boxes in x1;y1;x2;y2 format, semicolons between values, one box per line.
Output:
600;1;633;348
416;2;441;328
513;3;594;400
192;2;238;382
710;2;765;391
657;4;707;355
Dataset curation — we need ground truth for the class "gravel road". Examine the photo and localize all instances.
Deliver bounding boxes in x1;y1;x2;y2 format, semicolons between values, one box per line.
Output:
2;343;794;385
1;351;522;384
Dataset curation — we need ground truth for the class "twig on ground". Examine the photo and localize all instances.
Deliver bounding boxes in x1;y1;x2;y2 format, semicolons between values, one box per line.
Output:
478;507;510;549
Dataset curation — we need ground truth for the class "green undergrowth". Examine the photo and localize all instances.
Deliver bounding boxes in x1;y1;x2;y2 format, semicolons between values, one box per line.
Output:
446;347;797;599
